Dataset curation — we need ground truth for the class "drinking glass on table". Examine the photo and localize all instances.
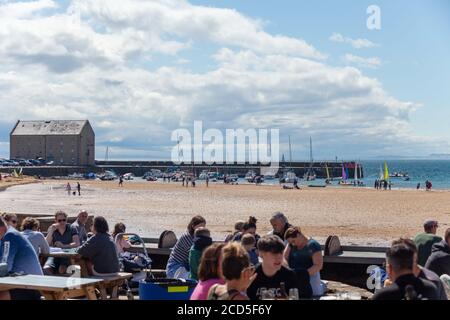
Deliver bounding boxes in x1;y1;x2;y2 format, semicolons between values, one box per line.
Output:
260;288;275;300
347;292;362;300
288;288;299;300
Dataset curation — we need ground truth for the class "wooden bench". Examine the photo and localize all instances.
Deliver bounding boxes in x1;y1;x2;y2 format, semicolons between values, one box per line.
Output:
90;272;133;300
323;235;386;265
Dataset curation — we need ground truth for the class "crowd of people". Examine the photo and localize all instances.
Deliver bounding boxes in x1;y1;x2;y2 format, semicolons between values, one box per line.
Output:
1;209;449;301
0;210;127;300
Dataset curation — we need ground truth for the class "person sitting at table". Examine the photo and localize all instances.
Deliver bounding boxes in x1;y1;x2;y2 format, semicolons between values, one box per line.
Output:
232;216;260;243
372;242;438;300
1;213;18;229
241;234;259;266
284;226;325;297
390;238;447;300
112;222;131;254
247;235;305;300
76;216;119;275
71;210;89;245
166;215;206;279
20;217;50;255
0;217;43;300
44;211;80;275
189;227;212;281
224;220;245;242
268;212;292;242
190;243;225;300
207;242;256;300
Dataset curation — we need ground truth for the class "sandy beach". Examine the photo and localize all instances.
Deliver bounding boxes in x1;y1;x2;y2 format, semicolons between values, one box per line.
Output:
1;179;449;246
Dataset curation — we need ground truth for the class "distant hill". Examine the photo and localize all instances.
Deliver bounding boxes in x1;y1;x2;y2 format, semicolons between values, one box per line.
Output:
429;154;450;159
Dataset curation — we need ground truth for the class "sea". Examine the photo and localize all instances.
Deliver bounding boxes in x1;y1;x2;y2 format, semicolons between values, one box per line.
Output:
123;160;450;190
241;160;450;190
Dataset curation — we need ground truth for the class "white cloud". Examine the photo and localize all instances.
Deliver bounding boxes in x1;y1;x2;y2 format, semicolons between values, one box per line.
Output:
344;54;382;69
0;0;446;159
0;0;57;18
330;32;377;49
70;0;326;60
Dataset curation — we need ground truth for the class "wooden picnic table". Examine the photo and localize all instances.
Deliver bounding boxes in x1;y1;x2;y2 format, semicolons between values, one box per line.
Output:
0;275;103;300
40;250;90;277
90;272;133;300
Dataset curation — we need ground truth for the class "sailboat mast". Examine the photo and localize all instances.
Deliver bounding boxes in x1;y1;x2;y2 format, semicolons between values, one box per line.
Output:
288;135;292;168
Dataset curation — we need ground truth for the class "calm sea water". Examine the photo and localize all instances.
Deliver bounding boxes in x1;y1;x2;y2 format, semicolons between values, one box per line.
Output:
130;160;450;190
357;160;450;190
243;160;450;190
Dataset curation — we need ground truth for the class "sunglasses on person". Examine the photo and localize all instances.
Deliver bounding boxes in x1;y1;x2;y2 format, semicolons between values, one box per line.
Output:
57;219;66;222
10;220;17;224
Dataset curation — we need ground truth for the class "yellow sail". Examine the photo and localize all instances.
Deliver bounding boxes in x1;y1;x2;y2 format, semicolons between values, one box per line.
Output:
325;164;330;180
384;162;389;181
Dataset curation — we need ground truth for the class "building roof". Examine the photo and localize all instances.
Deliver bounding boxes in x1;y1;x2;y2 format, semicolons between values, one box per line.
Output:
11;120;90;136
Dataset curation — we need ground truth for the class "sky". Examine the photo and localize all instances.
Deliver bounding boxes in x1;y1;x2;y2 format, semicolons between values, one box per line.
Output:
0;0;449;161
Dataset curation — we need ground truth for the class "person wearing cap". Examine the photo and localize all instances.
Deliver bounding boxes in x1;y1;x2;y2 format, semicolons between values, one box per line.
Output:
413;220;442;266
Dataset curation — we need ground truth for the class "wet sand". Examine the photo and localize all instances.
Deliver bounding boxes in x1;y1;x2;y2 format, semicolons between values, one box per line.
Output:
1;179;449;246
0;175;37;192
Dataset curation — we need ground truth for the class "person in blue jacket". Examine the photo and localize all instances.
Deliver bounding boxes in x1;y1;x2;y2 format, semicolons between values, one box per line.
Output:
0;217;43;300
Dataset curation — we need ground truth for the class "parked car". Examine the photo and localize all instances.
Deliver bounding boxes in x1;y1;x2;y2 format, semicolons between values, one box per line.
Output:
15;159;32;166
4;160;19;166
28;159;41;166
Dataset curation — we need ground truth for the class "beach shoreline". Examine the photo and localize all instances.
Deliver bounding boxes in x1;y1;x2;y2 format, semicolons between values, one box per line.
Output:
0;176;38;193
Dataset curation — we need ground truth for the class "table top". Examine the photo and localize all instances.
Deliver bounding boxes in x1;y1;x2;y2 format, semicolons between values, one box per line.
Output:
0;274;103;291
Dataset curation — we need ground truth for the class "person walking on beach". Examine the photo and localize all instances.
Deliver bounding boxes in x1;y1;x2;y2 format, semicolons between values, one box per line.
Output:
206;175;209;188
119;175;123;187
66;182;71;196
383;180;388;190
293;177;299;189
417;183;421;190
182;176;185;187
76;182;81;196
374;180;379;190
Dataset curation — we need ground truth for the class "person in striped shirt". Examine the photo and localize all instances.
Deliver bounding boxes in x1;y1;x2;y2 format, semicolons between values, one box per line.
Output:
166;215;206;279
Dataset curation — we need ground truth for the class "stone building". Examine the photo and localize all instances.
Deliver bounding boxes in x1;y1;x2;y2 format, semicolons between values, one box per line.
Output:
10;120;95;166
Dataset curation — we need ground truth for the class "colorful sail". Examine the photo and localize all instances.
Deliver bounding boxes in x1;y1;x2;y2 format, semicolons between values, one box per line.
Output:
342;165;346;180
354;163;358;181
384;161;389;181
325;164;330;180
345;167;349;181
